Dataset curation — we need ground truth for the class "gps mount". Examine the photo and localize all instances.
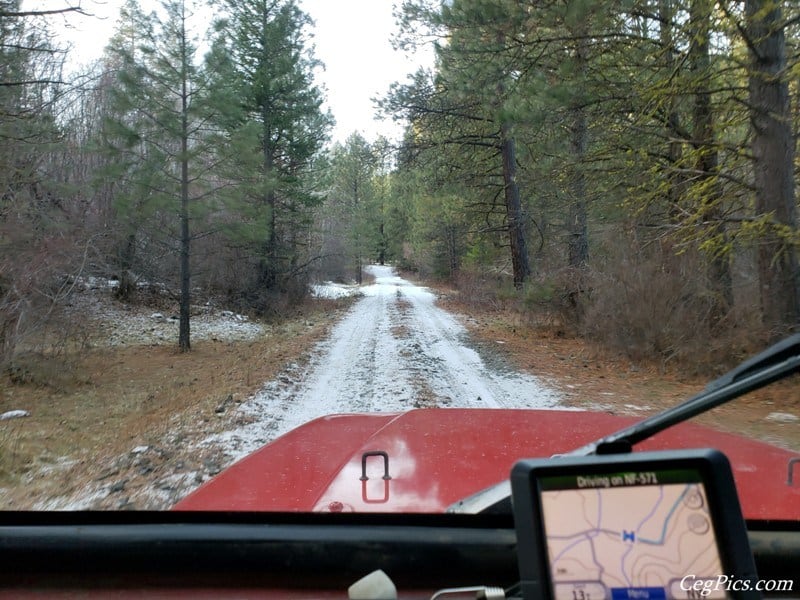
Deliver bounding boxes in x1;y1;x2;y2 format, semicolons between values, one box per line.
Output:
511;449;760;600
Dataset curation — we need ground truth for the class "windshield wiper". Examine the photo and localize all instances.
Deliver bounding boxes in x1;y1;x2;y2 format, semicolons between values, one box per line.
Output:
565;332;800;456
449;333;800;514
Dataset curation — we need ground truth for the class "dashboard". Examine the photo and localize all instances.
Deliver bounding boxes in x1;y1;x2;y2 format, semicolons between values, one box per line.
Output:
0;506;797;597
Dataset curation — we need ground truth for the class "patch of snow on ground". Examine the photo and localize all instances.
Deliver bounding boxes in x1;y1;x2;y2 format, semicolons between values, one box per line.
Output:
765;412;799;423
35;487;110;511
0;410;30;420
67;288;264;346
311;281;362;299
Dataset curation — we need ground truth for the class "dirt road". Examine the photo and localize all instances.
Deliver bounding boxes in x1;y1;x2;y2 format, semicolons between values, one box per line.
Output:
207;265;562;463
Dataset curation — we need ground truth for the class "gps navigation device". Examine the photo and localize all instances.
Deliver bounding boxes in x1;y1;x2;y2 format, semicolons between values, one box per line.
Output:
511;449;759;600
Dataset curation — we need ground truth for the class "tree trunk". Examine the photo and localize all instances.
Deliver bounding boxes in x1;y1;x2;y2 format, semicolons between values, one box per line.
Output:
567;36;589;269
500;123;530;289
690;0;733;321
378;222;386;266
746;0;800;336
568;106;588;269
660;0;684;212
355;255;362;285
179;135;190;352
495;31;530;289
116;233;137;302
178;9;191;352
446;224;459;277
261;114;278;289
259;3;278;290
564;31;590;320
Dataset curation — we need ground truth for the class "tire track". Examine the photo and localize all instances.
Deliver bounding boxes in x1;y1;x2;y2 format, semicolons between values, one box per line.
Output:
203;266;561;463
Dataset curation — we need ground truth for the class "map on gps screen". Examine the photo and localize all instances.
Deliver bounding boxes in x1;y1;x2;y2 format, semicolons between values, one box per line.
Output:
540;471;727;600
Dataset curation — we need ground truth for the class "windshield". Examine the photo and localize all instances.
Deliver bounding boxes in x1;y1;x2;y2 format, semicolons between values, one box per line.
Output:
0;0;798;519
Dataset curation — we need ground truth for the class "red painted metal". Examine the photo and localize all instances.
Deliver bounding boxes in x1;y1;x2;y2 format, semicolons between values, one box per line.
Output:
174;408;800;520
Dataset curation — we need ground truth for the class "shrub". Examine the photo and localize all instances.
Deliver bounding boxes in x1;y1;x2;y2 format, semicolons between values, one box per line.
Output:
576;236;764;372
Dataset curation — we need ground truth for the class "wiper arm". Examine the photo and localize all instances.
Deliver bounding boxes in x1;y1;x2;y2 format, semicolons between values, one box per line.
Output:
564;333;800;456
448;334;800;514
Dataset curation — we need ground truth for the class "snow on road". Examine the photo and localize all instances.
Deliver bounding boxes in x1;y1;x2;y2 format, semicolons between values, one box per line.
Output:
34;265;562;509
206;265;562;462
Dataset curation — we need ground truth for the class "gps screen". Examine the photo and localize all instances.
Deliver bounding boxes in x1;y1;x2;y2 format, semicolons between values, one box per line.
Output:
538;468;728;600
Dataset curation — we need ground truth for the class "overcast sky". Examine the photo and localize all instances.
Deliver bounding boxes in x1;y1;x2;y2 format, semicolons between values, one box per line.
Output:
299;0;433;144
38;0;433;144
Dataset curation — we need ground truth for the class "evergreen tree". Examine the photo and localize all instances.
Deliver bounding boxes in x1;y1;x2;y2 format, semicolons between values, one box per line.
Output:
103;0;218;351
388;0;800;353
744;0;799;336
388;0;534;286
207;0;331;297
322;133;385;284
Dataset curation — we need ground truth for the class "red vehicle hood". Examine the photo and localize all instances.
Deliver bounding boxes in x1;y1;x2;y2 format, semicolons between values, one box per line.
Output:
173;408;800;520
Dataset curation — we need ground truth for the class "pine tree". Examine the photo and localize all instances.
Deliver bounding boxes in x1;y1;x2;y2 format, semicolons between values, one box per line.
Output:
322;133;386;284
103;0;218;351
388;0;534;286
208;0;331;296
744;0;800;336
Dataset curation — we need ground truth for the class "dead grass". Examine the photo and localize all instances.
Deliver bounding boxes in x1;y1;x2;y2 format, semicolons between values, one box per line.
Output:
0;299;351;509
